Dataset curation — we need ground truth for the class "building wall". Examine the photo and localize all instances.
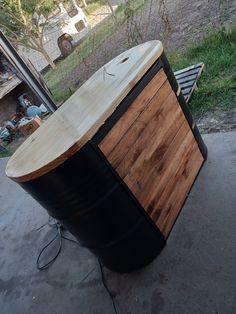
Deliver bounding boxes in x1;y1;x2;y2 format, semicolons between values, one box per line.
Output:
13;82;41;106
0;93;18;125
0;81;42;126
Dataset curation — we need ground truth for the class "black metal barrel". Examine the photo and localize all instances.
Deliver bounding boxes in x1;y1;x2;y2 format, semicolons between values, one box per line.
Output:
6;41;207;273
19;142;165;273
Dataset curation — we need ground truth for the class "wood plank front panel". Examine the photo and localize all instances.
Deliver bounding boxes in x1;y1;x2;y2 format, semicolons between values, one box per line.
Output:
99;70;204;238
99;69;168;156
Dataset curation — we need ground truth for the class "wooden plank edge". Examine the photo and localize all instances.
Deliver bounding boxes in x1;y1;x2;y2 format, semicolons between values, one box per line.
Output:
159;149;204;238
174;62;204;76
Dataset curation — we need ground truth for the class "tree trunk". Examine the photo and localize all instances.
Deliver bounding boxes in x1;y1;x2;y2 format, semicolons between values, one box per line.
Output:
40;48;57;69
81;0;88;7
28;36;57;70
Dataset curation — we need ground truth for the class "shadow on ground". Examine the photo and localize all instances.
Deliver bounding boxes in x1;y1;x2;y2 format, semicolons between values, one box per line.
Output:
0;132;236;314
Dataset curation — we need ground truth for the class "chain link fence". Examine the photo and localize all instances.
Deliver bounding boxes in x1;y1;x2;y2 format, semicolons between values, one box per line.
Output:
1;0;229;106
18;0;236;105
0;0;235;154
40;0;171;104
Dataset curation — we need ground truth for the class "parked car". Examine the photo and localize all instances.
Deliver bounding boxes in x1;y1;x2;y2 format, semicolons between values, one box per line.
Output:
19;1;90;71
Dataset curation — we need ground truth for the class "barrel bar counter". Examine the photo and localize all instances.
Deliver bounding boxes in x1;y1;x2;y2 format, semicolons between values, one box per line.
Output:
6;41;207;273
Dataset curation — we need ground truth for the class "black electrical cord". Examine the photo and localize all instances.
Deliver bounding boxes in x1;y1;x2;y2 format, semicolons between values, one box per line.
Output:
99;260;118;314
37;220;62;270
36;217;118;313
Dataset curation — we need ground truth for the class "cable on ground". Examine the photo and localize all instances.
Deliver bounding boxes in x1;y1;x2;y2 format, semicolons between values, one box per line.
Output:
36;217;118;313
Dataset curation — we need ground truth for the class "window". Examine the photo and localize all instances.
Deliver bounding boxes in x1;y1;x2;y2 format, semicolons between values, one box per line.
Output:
64;3;78;18
75;20;85;32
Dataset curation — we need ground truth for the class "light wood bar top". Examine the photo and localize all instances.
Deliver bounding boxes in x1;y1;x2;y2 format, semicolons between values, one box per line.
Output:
6;41;163;182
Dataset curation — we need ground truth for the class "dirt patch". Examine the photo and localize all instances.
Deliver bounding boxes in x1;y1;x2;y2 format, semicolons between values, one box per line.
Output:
197;106;236;134
87;5;113;28
60;0;236;132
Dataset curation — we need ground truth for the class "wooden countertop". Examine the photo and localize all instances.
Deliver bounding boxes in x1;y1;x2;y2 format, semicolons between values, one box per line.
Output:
6;41;163;182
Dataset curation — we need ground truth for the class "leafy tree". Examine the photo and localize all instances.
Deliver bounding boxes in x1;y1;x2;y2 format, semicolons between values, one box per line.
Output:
0;0;62;69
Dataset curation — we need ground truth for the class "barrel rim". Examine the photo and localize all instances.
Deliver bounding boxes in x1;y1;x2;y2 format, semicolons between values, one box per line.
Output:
6;41;163;182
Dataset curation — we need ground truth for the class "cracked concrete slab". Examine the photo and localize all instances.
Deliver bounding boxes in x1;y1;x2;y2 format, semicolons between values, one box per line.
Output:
0;131;236;314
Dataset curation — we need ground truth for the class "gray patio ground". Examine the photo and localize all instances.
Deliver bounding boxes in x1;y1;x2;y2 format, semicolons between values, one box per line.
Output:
0;131;236;314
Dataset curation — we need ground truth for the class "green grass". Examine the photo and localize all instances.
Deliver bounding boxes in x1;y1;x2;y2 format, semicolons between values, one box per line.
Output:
0;150;11;158
44;0;146;103
168;25;236;116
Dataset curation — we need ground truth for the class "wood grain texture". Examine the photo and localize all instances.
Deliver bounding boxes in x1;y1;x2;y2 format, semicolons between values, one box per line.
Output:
157;143;203;237
99;69;167;157
100;75;204;238
116;89;177;179
130;118;190;211
100;72;171;171
6;41;163;182
121;93;183;189
146;129;195;219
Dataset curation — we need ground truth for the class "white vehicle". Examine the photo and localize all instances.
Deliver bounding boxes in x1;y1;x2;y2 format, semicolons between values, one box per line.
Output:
19;1;90;71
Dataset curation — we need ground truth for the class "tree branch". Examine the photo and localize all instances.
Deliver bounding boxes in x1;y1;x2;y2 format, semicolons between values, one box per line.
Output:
28;37;42;49
0;24;19;41
0;25;41;51
4;10;27;27
17;0;27;25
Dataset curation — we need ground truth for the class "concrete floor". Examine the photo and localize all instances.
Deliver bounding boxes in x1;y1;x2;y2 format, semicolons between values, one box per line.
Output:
0;131;236;314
